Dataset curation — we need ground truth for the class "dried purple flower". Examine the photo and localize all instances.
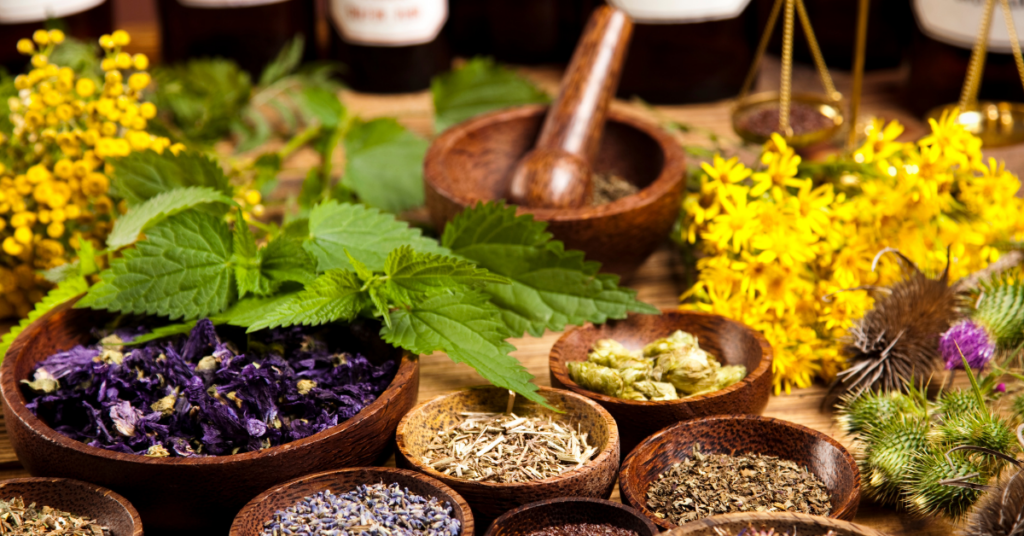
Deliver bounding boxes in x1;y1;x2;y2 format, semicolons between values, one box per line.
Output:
940;320;995;370
997;383;1007;393
23;320;396;457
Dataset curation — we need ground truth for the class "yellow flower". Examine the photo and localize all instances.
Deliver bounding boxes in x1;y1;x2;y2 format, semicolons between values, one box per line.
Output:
133;54;149;71
115;52;133;70
244;190;262;205
48;30;65;44
128;73;151;92
703;184;760;253
81;173;109;197
99;34;115;50
111;30;131;47
46;222;64;238
13;227;32;245
32;30;49;46
16;39;33;55
75;78;96;98
2;237;23;256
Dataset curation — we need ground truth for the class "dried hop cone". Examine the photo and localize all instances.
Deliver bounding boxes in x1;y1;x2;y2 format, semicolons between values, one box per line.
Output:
906;449;987;520
860;414;930;505
965;470;1024;536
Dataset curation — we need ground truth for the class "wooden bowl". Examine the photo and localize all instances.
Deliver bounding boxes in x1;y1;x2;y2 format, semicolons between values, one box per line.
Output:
424;104;687;279
0;297;420;535
666;512;887;536
485;497;659;536
230;467;474;536
619;415;861;531
0;477;142;536
549;310;773;459
394;386;620;526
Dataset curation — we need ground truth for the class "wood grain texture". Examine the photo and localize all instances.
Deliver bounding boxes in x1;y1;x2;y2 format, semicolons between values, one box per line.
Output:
508;6;633;208
0;477;142;536
0;296;421;536
666;512;887;536
618;415;861;531
230;467;474;536
550;309;773;461
424;105;686;279
485;497;658;536
394;386;620;528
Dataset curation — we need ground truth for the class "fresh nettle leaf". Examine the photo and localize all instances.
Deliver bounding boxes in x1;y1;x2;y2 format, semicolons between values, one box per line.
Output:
300;86;346;130
248;271;368;331
106;186;236;250
109;150;233;206
258;35;305;87
383;245;509;306
232;216;270;298
432;57;550;132
151;58;253;144
442;202;659;337
258;236;317;286
0;276;90;360
342;118;428;213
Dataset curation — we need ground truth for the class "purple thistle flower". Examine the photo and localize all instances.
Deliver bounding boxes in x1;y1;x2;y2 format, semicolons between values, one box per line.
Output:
996;383;1007;393
940;320;995;370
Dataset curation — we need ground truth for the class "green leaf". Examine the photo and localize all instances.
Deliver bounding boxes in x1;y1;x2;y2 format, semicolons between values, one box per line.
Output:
78;210;237;321
384;245;509;305
109;150;233;207
0;276;90;360
303;200;446;272
298;167;325;210
259;236;317;286
442;202;658;337
233;218;269;298
125;322;198;346
106;186;236;250
151;58;252;144
300;86;345;129
342;118;427;213
432;57;550;132
258;35;305;87
216;292;302;327
247;270;369;331
382;290;548;408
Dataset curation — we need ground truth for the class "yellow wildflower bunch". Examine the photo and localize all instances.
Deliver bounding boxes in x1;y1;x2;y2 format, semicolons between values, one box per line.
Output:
0;30;179;318
681;110;1024;394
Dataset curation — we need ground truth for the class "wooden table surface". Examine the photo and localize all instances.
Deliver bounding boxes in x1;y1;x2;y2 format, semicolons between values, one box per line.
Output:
0;54;1003;534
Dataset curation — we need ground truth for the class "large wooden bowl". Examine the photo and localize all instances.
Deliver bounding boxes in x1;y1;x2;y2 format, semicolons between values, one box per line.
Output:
424;104;687;279
230;467;474;536
0;297;420;535
666;512;887;536
485;497;659;536
619;416;861;531
395;386;620;527
0;477;142;536
549;310;773;459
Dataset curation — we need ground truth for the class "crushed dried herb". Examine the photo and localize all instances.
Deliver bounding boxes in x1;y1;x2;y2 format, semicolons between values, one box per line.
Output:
421;412;597;483
713;526;836;536
646;445;832;525
591;174;638;206
0;496;109;536
527;524;639;536
737;102;834;138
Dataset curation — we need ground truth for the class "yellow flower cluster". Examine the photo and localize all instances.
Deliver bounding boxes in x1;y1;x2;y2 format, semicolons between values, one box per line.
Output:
681;111;1024;394
0;30;180;318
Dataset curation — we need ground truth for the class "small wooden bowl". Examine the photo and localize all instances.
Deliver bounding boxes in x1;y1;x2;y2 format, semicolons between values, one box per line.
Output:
619;415;861;531
0;297;420;535
549;310;773;459
485;497;659;536
0;477;142;536
230;467;474;536
424;104;687;280
395;386;620;526
667;512;887;536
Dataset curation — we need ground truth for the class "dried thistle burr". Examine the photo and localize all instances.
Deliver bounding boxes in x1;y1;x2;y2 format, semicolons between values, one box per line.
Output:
965;469;1024;536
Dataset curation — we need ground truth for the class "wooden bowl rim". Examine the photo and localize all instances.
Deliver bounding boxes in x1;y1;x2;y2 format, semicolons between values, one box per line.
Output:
666;512;887;536
483;496;660;536
395;385;620;489
549;309;774;407
618;415;861;527
0;476;144;536
229;466;475;536
424;104;687;221
0;295;420;467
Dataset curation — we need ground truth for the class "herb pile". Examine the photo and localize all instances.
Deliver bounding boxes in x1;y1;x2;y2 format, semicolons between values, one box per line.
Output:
526;524;638;536
0;496;109;536
23;319;395;457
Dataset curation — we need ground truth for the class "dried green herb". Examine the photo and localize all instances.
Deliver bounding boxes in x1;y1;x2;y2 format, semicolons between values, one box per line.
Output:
646;445;832;525
0;496;109;535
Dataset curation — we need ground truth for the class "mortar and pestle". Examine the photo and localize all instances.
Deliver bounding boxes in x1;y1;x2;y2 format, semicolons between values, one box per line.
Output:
424;6;687;279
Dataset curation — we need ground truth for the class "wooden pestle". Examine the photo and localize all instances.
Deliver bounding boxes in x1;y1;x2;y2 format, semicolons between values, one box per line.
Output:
508;6;634;209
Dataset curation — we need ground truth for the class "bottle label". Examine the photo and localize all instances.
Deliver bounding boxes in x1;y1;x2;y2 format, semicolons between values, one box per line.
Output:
330;0;447;47
607;0;751;24
914;0;1024;54
0;0;104;24
177;0;288;7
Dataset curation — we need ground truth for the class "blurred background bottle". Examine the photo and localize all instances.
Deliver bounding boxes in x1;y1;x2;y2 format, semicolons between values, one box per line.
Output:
0;0;113;72
157;0;316;76
328;0;450;93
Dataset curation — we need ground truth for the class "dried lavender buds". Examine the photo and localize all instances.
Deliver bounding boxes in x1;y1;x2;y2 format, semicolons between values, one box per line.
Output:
261;482;461;536
646;445;832;525
422;412;598;483
527;524;639;536
22;319;396;457
0;496;109;536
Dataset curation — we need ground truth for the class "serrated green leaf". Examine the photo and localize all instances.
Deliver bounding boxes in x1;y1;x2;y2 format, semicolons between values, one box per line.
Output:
247;270;369;331
217;292;302;327
301;86;345;129
303;200;446;272
0;276;89;360
381;290;548;408
106;186;236;250
234;219;271;298
384;245;509;305
432;57;550;132
78;210;237;321
259;35;305;87
343;118;427;213
259;236;316;286
151;58;252;144
109;150;233;207
442;202;658;337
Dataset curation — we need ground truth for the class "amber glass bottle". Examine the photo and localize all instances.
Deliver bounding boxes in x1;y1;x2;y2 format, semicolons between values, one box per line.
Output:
157;0;316;76
328;0;451;93
611;0;757;104
0;0;112;73
446;0;595;64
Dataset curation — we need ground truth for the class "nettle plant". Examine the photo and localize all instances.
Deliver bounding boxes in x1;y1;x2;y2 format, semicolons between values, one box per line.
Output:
14;149;656;406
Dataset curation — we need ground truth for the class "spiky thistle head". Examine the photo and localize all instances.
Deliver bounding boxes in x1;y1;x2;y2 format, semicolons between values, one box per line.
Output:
837;390;924;436
860;414;931;505
941;320;996;370
972;269;1024;351
906;449;988;520
1010;393;1024;424
932;412;1019;473
939;389;987;422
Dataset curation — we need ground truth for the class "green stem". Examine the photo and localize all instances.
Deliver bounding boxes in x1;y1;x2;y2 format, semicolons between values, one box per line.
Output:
278;124;322;160
318;109;352;200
